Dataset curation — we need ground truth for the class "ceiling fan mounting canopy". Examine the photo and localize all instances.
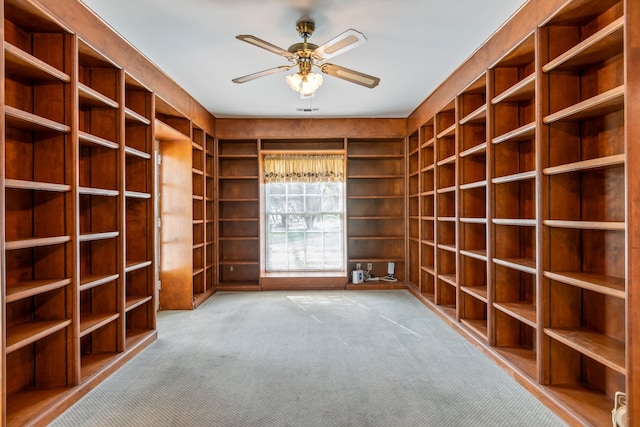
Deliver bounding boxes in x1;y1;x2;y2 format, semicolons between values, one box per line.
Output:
232;17;380;95
295;18;315;39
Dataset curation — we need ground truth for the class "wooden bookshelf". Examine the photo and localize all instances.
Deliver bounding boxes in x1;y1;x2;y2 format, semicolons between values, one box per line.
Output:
408;0;632;423
419;120;436;301
433;100;457;316
2;4;75;424
123;73;156;342
539;1;626;424
347;138;405;281
217;139;260;288
457;74;489;341
407;131;420;290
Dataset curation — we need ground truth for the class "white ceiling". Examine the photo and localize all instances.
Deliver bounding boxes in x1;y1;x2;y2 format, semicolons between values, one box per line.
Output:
80;0;527;119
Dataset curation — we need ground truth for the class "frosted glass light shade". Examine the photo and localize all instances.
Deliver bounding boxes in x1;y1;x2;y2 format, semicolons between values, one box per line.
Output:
285;72;323;96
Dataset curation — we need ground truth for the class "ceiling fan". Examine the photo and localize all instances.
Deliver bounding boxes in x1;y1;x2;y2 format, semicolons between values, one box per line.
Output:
232;18;380;98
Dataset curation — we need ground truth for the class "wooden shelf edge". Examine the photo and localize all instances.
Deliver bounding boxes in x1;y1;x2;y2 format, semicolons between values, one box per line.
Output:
4;41;70;83
436;123;456;138
125;190;152;199
6;278;72;303
459;249;488;261
6;319;72;353
492;122;535;145
438;274;457;287
459;104;487;125
5;235;71;250
79;131;119;150
126;260;153;272
78;82;119;109
124;145;151;159
79;231;119;242
125;107;151;125
79;186;119;197
493;302;537;328
493;257;536;275
492;170;536;184
79;313;120;337
125;295;153;311
5;178;70;192
5;105;71;133
492;73;536;105
543;86;624;123
155;119;190;141
544;327;625;375
459;180;487;190
543;271;625;299
544;219;625;231
460;285;488;302
459;142;487;158
80;273;119;291
459;217;487;224
543;153;624;175
542;17;624;73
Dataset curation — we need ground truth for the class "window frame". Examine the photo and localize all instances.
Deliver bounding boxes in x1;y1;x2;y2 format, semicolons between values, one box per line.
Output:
260;150;347;276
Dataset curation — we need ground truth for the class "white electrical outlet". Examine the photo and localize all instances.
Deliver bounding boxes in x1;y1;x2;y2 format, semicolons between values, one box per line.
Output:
356;263;361;270
388;262;395;276
367;263;373;271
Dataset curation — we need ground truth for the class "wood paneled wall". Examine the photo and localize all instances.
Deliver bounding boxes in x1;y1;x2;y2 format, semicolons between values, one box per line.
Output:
216;118;407;140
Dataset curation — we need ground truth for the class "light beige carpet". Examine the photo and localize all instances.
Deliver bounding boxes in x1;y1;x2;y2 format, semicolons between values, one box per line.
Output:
51;290;566;426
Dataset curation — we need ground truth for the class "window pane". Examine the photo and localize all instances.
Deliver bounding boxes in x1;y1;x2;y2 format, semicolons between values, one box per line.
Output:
268;183;286;194
267;195;286;213
265;181;344;271
287;196;304;213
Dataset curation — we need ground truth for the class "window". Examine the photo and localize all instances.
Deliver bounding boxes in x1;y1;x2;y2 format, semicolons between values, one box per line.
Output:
263;154;345;272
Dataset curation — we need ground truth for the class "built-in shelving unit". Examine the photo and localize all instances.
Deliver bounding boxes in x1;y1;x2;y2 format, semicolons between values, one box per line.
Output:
419;121;436;301
433;101;457;317
489;31;538;381
1;1;161;423
205;134;216;292
457;74;489;342
407;132;420;289
540;1;625;424
3;6;75;424
216;139;260;289
190;126;215;306
407;0;630;423
155;97;215;309
77;39;123;380
346;138;405;281
123;73;155;345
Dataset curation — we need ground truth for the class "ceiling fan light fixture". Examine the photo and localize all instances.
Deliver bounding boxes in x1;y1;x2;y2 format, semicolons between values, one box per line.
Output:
285;71;323;97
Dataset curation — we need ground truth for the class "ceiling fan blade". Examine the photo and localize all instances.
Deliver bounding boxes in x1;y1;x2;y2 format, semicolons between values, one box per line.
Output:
236;35;297;60
232;65;293;84
320;63;380;88
313;29;367;61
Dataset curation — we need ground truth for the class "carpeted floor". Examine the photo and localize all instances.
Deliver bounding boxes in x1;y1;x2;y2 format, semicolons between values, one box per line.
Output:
51;290;566;426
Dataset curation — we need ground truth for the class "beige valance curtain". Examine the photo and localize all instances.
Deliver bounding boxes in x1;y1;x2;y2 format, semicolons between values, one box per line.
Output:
263;154;344;183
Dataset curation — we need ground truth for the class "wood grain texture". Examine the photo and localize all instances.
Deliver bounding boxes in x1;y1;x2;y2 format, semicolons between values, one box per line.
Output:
627;0;640;423
215;118;406;139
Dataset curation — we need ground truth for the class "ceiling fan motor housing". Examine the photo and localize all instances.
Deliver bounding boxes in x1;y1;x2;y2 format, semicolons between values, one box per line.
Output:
296;19;315;38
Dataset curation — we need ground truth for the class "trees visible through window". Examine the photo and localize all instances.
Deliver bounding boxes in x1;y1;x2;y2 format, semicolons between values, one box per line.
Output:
263;154;345;272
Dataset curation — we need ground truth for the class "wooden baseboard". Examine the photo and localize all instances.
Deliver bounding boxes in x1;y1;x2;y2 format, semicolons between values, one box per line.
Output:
406;288;584;426
25;330;157;426
260;275;348;290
